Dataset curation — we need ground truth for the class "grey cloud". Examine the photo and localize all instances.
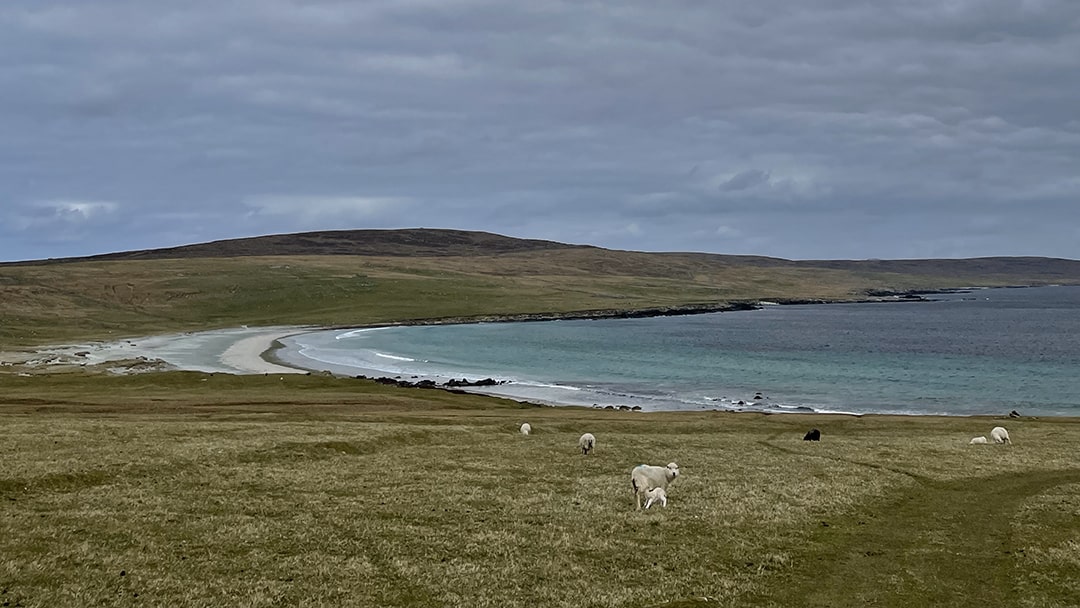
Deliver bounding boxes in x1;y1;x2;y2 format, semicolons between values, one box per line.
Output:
2;0;1079;261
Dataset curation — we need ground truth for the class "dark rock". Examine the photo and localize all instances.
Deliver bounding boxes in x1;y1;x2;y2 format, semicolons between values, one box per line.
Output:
1008;410;1021;418
803;428;821;441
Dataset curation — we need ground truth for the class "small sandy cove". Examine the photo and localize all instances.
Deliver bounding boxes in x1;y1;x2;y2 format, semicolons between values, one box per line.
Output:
6;326;313;375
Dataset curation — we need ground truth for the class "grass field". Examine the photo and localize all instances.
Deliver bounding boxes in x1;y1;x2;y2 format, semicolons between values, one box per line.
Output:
3;373;1079;607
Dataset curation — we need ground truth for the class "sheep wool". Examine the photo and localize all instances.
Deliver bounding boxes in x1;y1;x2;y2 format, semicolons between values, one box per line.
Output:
644;487;667;509
578;433;596;455
630;462;680;510
990;426;1011;444
969;436;988;444
520;423;531;436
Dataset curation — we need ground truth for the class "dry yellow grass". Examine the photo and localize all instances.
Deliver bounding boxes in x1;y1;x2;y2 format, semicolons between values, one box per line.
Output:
2;373;1079;607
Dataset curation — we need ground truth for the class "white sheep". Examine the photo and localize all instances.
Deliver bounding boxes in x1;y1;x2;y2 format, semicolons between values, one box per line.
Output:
991;426;1011;444
969;436;988;444
520;423;531;436
578;433;596;455
644;487;667;509
630;462;680;510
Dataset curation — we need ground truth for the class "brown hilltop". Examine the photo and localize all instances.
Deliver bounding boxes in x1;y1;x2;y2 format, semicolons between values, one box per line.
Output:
11;229;584;263
4;227;1080;284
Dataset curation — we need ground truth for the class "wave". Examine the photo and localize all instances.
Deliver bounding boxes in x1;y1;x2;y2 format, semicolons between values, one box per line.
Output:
335;327;391;340
374;352;416;362
511;380;582;391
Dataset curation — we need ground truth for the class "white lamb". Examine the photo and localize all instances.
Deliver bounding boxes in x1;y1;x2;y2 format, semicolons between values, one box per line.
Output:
520;423;531;436
969;436;988;444
578;433;596;455
991;426;1011;444
630;462;680;510
644;487;667;509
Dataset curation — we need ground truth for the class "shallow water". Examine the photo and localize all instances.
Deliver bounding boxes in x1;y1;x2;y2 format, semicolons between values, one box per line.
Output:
277;286;1080;416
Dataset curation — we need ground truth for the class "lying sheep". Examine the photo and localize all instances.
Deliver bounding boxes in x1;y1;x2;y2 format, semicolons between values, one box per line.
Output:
520;423;531;436
991;426;1011;444
644;487;667;509
630;462;680;510
969;436;988;444
578;433;596;455
803;428;821;441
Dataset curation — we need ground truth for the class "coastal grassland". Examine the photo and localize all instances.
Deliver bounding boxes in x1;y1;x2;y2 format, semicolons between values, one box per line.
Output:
3;372;1079;607
0;252;987;349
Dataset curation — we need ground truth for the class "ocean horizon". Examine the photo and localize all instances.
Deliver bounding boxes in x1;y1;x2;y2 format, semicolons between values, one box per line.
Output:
275;285;1080;417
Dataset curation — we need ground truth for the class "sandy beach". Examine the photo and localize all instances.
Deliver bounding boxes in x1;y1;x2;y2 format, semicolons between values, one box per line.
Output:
18;326;315;375
219;329;311;374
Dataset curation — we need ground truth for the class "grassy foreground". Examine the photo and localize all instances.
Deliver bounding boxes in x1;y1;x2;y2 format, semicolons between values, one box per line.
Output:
3;373;1079;607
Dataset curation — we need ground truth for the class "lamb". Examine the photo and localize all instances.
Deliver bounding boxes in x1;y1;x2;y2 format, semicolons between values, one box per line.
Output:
969;436;988;444
578;433;596;455
643;487;667;509
630;462;680;510
991;426;1011;444
520;423;531;436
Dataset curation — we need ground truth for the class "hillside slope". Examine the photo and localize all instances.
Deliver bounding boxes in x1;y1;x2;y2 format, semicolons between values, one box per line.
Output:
2;229;1079;348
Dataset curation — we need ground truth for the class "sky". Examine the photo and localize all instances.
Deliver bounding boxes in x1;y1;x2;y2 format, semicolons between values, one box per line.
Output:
2;1;1079;263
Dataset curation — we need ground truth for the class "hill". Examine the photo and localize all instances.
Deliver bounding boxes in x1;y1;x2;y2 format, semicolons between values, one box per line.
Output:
6;229;1079;282
0;229;585;264
2;228;1079;349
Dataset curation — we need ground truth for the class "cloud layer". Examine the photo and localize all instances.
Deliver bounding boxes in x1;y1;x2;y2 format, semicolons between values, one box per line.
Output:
3;0;1079;261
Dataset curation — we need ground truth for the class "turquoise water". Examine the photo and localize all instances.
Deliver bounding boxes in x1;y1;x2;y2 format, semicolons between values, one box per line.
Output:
277;286;1080;416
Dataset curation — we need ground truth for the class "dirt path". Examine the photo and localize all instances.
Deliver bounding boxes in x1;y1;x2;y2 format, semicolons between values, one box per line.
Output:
751;438;1080;607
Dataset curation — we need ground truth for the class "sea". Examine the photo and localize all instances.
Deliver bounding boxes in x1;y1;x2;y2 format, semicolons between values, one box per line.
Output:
274;285;1080;417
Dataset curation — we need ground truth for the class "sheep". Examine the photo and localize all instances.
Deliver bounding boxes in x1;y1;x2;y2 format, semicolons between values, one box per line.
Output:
803;428;821;441
643;486;667;509
991;426;1011;444
969;436;988;444
630;462;679;510
520;423;531;436
578;432;596;455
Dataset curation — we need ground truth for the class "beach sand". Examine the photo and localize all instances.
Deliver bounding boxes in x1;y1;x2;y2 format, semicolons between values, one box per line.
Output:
220;329;310;374
16;326;313;375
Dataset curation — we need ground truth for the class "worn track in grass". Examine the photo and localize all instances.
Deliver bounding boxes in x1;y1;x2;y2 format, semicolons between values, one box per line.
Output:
753;437;1080;607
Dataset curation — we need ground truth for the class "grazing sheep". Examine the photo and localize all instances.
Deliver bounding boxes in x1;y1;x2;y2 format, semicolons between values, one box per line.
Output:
969;436;988;444
803;428;821;441
578;433;596;455
630;462;680;510
520;423;531;436
991;426;1011;444
644;487;667;509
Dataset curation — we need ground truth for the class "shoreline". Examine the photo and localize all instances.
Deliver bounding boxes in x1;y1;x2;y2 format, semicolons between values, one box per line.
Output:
8;287;1064;418
220;329;312;375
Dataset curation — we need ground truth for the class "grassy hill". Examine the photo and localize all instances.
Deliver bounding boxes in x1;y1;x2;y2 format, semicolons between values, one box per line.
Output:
2;228;1079;348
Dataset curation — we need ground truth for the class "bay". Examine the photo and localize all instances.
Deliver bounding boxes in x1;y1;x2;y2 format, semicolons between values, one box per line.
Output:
276;286;1080;416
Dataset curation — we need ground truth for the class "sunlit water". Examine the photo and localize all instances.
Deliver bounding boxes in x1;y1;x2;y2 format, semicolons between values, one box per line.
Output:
276;286;1080;416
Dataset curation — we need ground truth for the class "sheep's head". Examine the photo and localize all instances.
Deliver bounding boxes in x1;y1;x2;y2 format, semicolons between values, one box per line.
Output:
667;462;680;478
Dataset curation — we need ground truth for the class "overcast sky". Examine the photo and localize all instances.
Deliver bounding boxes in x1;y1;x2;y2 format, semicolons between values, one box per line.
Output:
3;1;1079;262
